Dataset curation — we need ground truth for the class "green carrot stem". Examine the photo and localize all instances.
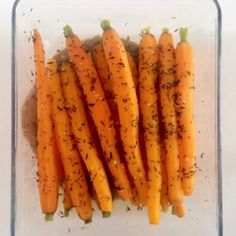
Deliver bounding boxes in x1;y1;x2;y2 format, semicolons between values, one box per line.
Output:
44;213;54;222
102;211;111;218
100;19;111;31
141;27;151;35
162;27;169;34
179;27;188;42
63;25;74;38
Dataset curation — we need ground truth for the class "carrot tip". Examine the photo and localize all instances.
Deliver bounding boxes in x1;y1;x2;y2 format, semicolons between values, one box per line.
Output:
84;218;92;224
102;211;111;218
100;19;111;31
162;27;169;34
64;208;71;217
44;213;54;222
179;28;188;42
63;25;74;38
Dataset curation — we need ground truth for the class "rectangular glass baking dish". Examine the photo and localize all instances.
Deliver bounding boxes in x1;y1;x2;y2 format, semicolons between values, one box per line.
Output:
11;0;222;235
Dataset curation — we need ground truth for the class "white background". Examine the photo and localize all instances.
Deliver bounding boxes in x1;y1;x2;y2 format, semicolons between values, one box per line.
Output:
0;0;235;235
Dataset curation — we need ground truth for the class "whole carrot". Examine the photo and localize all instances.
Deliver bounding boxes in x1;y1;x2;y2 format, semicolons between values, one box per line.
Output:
64;25;131;201
101;20;148;205
139;30;161;224
175;28;196;196
47;59;92;223
60;60;112;216
33;29;59;221
158;28;184;217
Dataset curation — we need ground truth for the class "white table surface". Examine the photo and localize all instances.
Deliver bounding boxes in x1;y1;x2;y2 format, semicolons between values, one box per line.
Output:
0;0;235;235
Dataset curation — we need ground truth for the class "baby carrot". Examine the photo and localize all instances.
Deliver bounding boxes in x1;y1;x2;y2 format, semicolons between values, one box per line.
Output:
101;20;148;205
47;59;92;223
158;28;184;217
33;29;59;221
175;28;196;196
139;31;161;224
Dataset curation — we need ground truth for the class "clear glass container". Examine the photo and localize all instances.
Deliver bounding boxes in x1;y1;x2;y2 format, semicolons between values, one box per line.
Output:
11;0;222;235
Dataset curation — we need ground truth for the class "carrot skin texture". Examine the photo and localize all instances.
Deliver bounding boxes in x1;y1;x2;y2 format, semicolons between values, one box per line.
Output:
158;30;184;216
64;26;131;201
33;29;59;215
47;59;92;222
139;33;161;224
60;61;112;213
101;21;147;205
175;29;196;196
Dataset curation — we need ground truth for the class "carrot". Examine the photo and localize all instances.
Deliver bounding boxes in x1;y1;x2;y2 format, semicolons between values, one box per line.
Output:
127;51;138;89
64;25;131;201
158;28;184;217
101;20;147;204
139;31;161;224
175;28;196;196
63;182;73;217
33;29;59;221
91;43;119;127
47;59;92;223
60;60;112;216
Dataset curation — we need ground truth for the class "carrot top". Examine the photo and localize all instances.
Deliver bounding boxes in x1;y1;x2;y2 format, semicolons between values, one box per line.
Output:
179;28;188;42
140;27;151;36
63;25;74;38
100;19;111;31
162;27;169;34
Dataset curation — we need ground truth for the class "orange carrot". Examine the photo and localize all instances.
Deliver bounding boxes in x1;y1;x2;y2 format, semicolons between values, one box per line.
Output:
64;25;131;201
47;59;92;223
158;28;184;217
175;28;196;196
33;29;59;221
139;31;161;224
60;60;112;216
101;20;147;205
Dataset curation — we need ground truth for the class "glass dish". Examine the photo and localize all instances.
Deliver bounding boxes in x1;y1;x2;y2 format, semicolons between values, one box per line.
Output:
11;0;222;235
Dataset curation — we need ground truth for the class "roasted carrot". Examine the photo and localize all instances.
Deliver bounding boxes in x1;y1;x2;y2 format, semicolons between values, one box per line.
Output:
139;31;161;224
64;25;131;201
101;20;147;205
158;28;184;217
63;182;73;217
127;51;138;89
33;29;59;221
60;60;112;216
47;59;92;223
175;28;196;196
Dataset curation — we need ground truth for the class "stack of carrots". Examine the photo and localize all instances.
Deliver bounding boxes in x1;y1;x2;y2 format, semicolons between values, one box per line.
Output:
32;19;195;224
